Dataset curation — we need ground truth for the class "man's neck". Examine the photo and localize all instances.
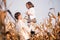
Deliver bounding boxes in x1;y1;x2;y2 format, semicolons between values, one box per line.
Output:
18;18;22;21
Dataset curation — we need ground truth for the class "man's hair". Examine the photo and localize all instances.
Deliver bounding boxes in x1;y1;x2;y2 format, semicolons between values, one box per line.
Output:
26;1;34;8
14;12;21;20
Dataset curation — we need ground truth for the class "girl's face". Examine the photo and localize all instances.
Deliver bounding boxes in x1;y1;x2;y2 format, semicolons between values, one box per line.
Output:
26;4;30;9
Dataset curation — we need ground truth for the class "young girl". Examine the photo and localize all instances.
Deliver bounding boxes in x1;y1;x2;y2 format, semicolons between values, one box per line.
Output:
26;1;36;23
26;2;38;36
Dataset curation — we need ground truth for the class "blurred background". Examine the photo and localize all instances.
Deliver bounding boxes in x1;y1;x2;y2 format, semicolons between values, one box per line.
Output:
6;0;60;23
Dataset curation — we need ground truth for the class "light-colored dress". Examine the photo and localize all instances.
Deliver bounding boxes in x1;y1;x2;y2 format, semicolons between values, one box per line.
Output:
27;7;36;20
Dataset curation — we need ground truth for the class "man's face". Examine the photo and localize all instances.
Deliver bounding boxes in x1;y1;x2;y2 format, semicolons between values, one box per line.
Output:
18;15;22;20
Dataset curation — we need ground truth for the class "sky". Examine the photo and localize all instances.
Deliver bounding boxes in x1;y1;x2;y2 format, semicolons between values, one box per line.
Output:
6;0;60;23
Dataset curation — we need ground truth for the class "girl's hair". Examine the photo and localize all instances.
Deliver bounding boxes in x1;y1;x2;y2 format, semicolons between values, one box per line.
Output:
14;12;21;20
26;1;34;8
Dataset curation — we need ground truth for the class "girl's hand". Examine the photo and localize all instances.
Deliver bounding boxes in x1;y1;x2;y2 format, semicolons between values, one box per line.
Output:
26;11;33;15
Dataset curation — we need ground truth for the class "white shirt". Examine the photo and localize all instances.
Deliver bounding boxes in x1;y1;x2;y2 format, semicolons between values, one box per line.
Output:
27;7;36;19
16;20;30;40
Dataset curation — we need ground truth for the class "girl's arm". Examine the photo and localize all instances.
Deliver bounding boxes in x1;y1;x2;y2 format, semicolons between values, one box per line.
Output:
26;11;33;15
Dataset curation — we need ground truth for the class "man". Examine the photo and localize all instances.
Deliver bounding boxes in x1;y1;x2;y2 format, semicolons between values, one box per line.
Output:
15;12;30;40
